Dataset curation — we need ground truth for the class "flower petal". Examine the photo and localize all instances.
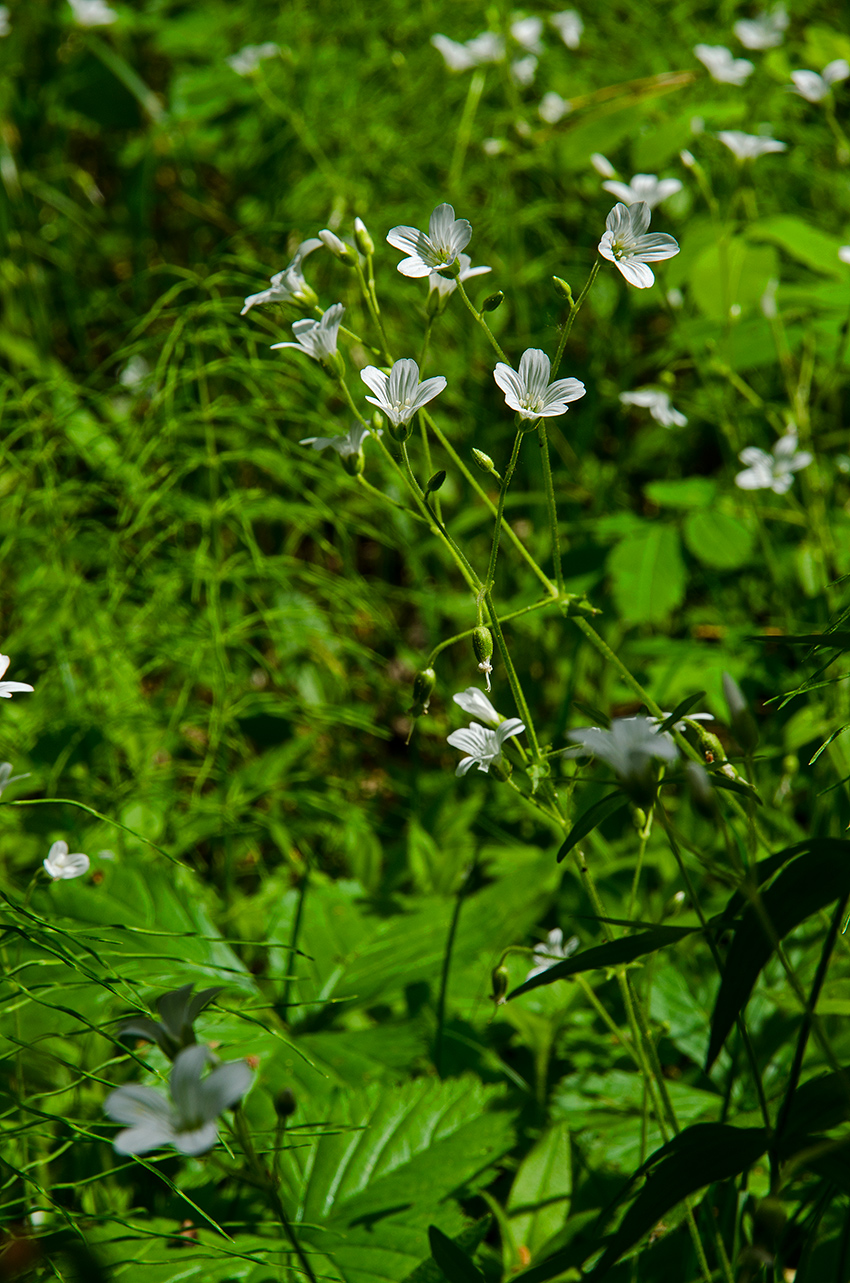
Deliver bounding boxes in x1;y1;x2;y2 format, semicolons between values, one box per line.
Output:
388;358;421;406
411;375;447;412
170;1044;213;1124
174;1122;221;1156
198;1060;253;1120
601;180;634;203
360;367;389;400
113;1121;177;1155
105;1083;173;1128
386;226;426;254
546;377;586;404
517;349;551;403
633;232;680;261
617;259;655;288
629;201;652;237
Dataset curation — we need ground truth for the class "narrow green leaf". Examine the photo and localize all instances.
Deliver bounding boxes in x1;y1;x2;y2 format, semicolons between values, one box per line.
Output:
657;691;706;733
428;1226;485;1283
755;632;850;649
776;1064;850;1156
403;1220;492;1283
508;926;699;1000
556;793;628;863
507;1121;571;1261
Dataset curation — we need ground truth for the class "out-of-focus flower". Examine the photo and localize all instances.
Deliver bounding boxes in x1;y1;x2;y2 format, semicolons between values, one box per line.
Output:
551;10;583;48
119;984;224;1060
361;359;446;427
0;7;10;36
44;840;90;881
483;138;507;156
494;349;586;421
667;287;684;308
241;240;322;315
590;152;616;178
270;303;344;363
566;716;678;786
694;44;754;84
791;61;850;103
839;246;850;265
431;34;476;71
300;424;378;457
0;763;29;798
431;32;504;70
539;92;571;123
428;253;491;301
717;130;787;159
453;688;502;726
68;0;117;26
602;173;682;208
466;32;505;63
0;655;33;699
511;16;544;53
447;719;525;776
226;43;279;76
387;203;472;278
526;928;580;979
511;55;538;86
734;6;787;50
735;434;812;493
620;389;687;428
119;355;152;390
598;202;680;289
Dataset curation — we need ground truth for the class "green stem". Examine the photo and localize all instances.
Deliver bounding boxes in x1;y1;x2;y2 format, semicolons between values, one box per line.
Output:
232;1107;318;1283
537;424;564;593
356;473;428;523
455;277;509;363
426;596;556;667
448;70;486;192
434;862;476;1075
484;589;540;759
354;258;392;364
485;429;525;592
551;260;600;375
399;441;481;590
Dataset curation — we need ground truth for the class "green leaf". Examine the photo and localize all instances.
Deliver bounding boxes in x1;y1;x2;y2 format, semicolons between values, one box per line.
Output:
403;1221;492;1283
556;793;628;863
756;632;850;649
511;1211;600;1283
643;477;717;510
608;526;686;624
777;1064;850;1157
657;691;706;732
428;1226;485;1283
748;215;846;280
683;511;754;570
689;237;778;320
706;839;850;1067
507;1121;572;1262
508;926;699;1000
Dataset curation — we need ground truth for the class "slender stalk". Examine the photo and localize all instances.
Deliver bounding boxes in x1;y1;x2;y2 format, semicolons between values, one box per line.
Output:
537;424;564;593
485;589;540;759
399;440;481;589
455;277;509;363
426;596;556;666
356;473;428;522
354;259;392;364
551;260;600;375
448;70;486;192
435;863;476;1075
485;429;524;592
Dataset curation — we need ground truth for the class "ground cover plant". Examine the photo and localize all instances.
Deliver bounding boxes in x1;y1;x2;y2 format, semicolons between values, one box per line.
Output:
2;1;850;1280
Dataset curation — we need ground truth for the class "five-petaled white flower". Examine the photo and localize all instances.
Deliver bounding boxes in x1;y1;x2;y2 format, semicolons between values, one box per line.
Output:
387;204;472;278
428;253;491;301
718;131;787;160
44;840;90;881
598;202;680;289
0;654;34;699
494;349;586;421
620;389;687;428
0;763;29;798
68;0;117;25
602;173;683;209
550;10;583;48
300;424;377;457
104;1044;253;1156
734;6;787;50
361;359;447;427
226;43;279;76
566;716;678;782
271;303;344;363
791;61;850;103
735;434;812;494
453;688;503;727
526;928;580;980
241;239;322;315
694;44;754;85
539;92;571;124
447;718;525;776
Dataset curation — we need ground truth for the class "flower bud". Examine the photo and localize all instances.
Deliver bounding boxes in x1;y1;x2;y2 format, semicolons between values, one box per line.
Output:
471;448;502;482
481;291;504;312
341;448;364;477
371;411;385;433
353;217;374;256
274;1088;297;1118
473;626;494;692
553;276;573;303
408;666;436;716
491;964;509;1005
388;418;411;443
425;470;446;496
680;149;696;168
319;229;357;266
722;672;759;754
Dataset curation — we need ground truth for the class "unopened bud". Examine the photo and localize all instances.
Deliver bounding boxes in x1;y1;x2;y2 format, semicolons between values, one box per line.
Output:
341;449;364;477
274;1088;297;1118
388;418;411;443
471;448;502;482
353;217;374;256
473;626;494;692
409;666;436;716
680;149;696;168
553;276;573;303
319;229;357;265
481;291;504;312
371;411;385;433
491;964;509;1005
425;470;446;496
722;672;759;754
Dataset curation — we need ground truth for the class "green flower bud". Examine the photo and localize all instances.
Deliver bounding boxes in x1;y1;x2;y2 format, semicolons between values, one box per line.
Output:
472;625;494;693
353;217;375;256
425;470;446;496
491;964;509;1005
324;350;346;379
319;228;357;266
274;1088;297;1118
409;666;436;717
388;418;411;443
341;449;364;477
481;291;504;312
722;672;759;754
553;276;573;303
371;411;385;433
471;449;502;482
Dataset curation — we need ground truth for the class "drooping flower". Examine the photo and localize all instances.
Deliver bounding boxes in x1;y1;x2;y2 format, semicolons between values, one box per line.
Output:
694;44;754;85
270;303;344;363
566;717;678;790
300;424;378;457
0;654;34;699
791;61;850;103
104;1044;253;1156
387;204;472;278
44;840;90;881
598;202;680;289
551;10;583;49
226;43;279;76
526;928;580;980
0;763;29;799
493;349;586;421
453;688;502;726
717;130;787;160
620;389;687;428
361;359;446;427
602;173;683;209
68;0;117;25
735;434;812;494
539;92;571;124
734;6;787;50
428;253;491;302
240;239;322;315
447;718;525;776
119;984;224;1060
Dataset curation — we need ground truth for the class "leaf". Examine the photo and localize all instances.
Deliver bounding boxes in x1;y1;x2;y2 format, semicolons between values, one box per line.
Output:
511;1211;600;1283
757;632;850;649
777;1064;850;1156
656;691;706;732
507;1121;572;1262
508;926;699;1000
403;1221;492;1283
556;793;628;863
706;839;850;1067
607;526;686;625
428;1226;485;1283
748;215;845;280
689;238;778;320
683;511;754;570
644;478;717;510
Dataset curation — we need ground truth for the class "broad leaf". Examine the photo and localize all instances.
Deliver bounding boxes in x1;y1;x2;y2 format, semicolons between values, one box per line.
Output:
428;1225;485;1283
608;526;686;624
509;926;700;1000
507;1121;572;1262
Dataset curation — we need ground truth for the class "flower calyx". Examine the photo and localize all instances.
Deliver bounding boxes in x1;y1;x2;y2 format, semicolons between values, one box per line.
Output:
472;625;494;691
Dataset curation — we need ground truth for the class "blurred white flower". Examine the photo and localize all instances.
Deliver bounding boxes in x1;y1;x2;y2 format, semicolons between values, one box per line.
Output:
667;287;684;308
361;358;447;427
428;253;491;301
598;202;680;289
839;246;850;264
511;16;544;53
0;763;29;798
0;7;10;36
539;92;571;123
511;55;538;86
551;10;583;48
300;424;378;457
718;130;787;159
0;654;34;699
431;32;504;70
453;688;502;726
387;203;472;278
590;152;616;178
447;718;525;776
44;840;90;881
483;138;507;156
620;389;687;428
241;239;322;315
791;61;850;103
735;434;812;493
734;6;787;50
431;34;475;70
68;0;117;26
226;43;279;76
526;928;580;979
119;355;152;390
566;716;678;781
105;1044;253;1156
494;349;586;420
466;32;505;63
270;303;344;363
694;44;754;84
602;173;683;208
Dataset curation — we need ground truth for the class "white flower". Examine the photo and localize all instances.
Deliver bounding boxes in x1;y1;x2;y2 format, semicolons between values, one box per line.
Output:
387;203;472;278
539;92;571;124
694;44;754;85
428;253;491;301
466;32;505;63
602;173;683;209
483;138;507;156
270;303;344;363
511;16;544;53
791;61;850;103
68;0;117;25
0;654;34;699
511;55;538;86
735;433;812;494
590;152;616;178
494;349;585;421
453;688;502;726
717;130;787;160
0;7;10;36
104;1044;253;1156
551;10;583;48
566;716;678;781
44;840;90;881
839;246;850;265
620;389;687;428
119;355;152;390
431;34;476;71
526;928;580;979
361;358;447;427
734;7;787;50
598;202;680;289
447;718;525;776
300;424;377;456
241;239;322;315
226;43;279;76
0;763;29;798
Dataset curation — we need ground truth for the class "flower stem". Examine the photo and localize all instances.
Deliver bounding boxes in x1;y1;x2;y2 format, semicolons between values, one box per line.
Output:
551;260;599;376
455;277;509;364
426;595;556;667
537;424;564;593
485;429;524;593
484;588;540;760
448;70;486;192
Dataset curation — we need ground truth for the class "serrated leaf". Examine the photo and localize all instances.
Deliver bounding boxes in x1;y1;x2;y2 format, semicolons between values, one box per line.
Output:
428;1226;485;1283
508;926;699;1000
556;793;627;863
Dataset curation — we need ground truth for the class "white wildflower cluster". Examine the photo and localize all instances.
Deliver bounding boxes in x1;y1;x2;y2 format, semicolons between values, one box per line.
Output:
431;12;583;96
